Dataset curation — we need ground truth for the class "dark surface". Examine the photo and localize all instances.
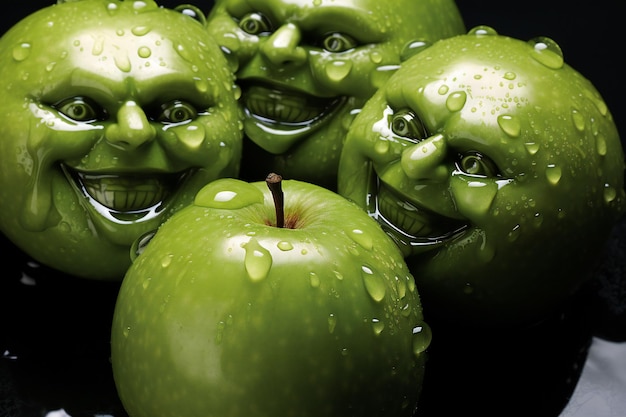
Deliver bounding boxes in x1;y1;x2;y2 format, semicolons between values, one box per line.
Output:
1;1;624;417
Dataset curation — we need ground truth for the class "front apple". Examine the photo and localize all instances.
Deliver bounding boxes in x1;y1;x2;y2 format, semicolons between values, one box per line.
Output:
111;176;430;417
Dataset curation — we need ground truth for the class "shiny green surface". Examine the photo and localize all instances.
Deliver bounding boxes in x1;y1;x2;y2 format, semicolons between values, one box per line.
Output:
206;0;466;189
0;0;243;280
338;28;626;326
111;177;430;417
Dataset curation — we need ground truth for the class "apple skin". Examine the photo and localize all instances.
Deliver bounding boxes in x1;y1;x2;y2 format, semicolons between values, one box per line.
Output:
111;177;430;417
0;0;242;280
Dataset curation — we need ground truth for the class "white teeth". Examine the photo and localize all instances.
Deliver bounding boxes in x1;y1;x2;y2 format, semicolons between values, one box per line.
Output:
374;181;467;245
377;185;433;237
77;174;171;212
244;85;342;125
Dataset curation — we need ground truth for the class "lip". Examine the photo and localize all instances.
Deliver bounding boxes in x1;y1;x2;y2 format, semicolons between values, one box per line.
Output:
370;176;468;253
242;82;345;130
63;165;190;221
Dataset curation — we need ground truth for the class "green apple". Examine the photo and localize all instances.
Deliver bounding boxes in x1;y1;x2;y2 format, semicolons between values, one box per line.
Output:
338;27;626;326
206;0;466;190
0;0;243;280
111;175;430;417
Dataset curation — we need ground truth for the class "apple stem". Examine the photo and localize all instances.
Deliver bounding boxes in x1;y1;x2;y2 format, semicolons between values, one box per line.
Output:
266;173;285;228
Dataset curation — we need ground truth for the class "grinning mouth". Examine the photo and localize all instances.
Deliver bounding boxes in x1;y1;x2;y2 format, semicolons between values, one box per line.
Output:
371;177;468;252
243;83;344;128
64;166;189;217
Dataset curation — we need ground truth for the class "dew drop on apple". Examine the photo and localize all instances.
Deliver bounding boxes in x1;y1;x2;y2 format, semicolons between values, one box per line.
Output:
497;114;521;138
349;229;373;250
412;323;432;356
445;91;467;113
361;265;386;302
528;37;564;70
309;272;321;288
596;133;607;156
277;241;293;251
194;179;264;209
12;42;31;62
161;254;173;268
244;238;272;282
604;184;617;204
325;60;352;82
371;318;385;336
545;164;562;185
328;314;337;334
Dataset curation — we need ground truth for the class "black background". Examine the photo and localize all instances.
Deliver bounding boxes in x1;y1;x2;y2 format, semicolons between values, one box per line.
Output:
1;0;623;143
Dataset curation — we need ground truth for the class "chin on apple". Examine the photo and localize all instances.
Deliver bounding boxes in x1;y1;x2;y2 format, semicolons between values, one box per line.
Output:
110;174;431;417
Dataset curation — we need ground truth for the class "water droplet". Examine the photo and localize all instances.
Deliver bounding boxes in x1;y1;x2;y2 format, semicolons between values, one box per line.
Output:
369;51;383;64
161;254;173;268
446;91;467;112
596;133;607;156
571;108;585;131
400;39;429;61
132;25;151;36
528;37;564;69
604;184;617;204
277;241;293;251
45;62;57;72
545;164;562;185
194;178;264;209
362;265;386;302
138;46;152;58
507;224;521;242
438;85;449;95
123;326;131;338
328;314;337;333
114;52;131;72
349;229;373;250
497;114;521;138
396;276;407;299
244;238;272;283
468;25;498;36
107;2;119;14
400;303;412;317
533;212;544;228
334;270;344;281
412;322;432;356
178;124;205;150
142;278;152;289
12;43;31;62
215;320;226;344
309;272;321;288
524;142;540;155
372;318;385;336
174;42;194;62
325;60;352;82
503;72;517;81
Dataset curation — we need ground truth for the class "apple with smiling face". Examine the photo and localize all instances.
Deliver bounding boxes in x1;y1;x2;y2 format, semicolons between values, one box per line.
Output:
205;0;466;190
338;27;626;327
111;174;431;417
0;0;243;280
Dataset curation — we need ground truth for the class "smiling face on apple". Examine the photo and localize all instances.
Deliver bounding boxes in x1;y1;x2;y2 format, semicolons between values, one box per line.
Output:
338;28;626;326
205;0;466;189
0;0;243;280
111;176;430;417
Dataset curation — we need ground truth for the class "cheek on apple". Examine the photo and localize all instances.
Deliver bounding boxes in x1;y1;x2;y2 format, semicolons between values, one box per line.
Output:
111;174;431;417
